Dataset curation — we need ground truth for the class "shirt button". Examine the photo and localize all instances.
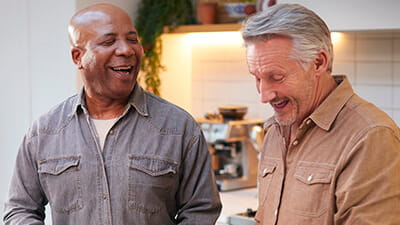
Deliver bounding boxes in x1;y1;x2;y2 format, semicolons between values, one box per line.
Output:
306;119;312;125
109;130;114;135
307;175;313;182
103;194;108;200
274;209;278;216
292;140;299;146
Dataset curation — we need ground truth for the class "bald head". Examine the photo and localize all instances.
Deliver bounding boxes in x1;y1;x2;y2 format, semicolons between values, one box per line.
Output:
68;4;133;47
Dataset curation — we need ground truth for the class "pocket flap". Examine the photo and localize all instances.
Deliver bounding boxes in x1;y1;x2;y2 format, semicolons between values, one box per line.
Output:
261;164;276;177
38;156;80;175
129;155;177;176
294;165;333;185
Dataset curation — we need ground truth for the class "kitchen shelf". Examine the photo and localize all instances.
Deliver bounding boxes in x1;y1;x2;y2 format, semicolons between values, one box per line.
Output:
164;23;243;33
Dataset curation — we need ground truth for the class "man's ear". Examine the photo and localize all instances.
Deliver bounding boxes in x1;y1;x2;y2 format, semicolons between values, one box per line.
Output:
71;47;83;69
314;49;329;76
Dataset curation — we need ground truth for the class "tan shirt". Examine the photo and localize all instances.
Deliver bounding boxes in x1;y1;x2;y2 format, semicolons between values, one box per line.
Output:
255;75;400;225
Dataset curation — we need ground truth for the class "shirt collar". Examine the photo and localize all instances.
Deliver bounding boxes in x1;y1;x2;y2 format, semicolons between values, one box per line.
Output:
263;75;354;132
128;84;149;117
70;83;149;117
309;75;354;131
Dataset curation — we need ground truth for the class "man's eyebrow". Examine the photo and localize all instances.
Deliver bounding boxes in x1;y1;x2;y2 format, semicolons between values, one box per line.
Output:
102;31;137;37
103;32;117;37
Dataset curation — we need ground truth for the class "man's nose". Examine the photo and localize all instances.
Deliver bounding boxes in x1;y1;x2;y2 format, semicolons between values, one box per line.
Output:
259;83;276;104
115;40;134;57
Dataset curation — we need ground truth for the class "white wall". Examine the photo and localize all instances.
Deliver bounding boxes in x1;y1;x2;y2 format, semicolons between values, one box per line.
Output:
333;31;400;123
161;31;274;121
0;1;31;219
161;34;194;113
0;1;76;223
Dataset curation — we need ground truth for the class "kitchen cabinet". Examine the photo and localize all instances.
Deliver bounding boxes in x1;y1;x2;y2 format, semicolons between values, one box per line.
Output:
272;0;400;31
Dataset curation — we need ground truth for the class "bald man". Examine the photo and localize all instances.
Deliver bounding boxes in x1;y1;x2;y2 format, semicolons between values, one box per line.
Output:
3;4;221;225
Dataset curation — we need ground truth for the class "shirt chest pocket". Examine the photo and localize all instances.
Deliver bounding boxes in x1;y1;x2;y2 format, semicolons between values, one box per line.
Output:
287;162;334;217
38;156;83;214
128;155;178;214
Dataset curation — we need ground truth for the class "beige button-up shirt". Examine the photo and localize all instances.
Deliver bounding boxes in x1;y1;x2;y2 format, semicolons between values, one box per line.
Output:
255;75;400;225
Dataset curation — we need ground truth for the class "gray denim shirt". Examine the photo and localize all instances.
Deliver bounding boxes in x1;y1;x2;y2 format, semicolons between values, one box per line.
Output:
3;84;222;225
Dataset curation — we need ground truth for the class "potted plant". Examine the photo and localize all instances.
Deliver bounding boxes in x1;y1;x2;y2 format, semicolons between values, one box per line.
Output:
197;0;218;24
135;0;195;96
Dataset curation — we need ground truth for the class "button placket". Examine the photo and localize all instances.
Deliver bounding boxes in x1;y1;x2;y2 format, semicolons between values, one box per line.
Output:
292;119;314;148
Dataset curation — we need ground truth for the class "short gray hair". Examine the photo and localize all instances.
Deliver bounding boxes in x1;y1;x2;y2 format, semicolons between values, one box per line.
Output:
242;4;333;72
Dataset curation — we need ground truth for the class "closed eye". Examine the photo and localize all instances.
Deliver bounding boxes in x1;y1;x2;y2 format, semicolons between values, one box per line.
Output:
128;38;139;44
271;74;284;82
102;39;115;46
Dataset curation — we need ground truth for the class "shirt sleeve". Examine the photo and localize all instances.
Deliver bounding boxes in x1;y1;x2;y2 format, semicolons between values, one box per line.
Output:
175;129;222;225
3;135;47;225
335;126;400;225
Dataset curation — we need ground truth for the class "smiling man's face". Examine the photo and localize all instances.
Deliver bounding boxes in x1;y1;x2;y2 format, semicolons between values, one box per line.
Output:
246;37;318;126
70;5;143;101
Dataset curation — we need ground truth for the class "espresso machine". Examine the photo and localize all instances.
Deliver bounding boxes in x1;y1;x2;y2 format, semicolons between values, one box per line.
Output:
198;106;264;191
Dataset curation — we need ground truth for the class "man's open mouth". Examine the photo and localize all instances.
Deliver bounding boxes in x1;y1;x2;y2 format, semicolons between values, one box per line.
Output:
271;99;289;110
110;66;134;74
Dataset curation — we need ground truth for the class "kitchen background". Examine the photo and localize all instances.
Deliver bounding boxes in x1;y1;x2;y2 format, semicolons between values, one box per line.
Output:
160;30;400;122
1;0;399;224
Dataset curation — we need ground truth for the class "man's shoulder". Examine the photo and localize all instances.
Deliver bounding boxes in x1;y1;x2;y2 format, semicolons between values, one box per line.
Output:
346;94;398;129
335;94;400;142
29;94;79;137
143;92;200;134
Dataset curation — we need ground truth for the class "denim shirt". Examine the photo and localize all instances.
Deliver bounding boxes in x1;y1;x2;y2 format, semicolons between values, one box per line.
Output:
3;84;222;225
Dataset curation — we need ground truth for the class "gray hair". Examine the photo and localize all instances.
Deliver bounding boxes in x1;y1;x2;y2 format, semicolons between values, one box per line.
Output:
242;3;333;72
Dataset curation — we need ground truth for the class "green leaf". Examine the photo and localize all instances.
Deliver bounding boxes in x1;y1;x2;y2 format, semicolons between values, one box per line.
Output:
135;0;195;96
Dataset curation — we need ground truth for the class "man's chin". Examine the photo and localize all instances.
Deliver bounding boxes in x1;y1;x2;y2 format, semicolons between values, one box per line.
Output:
274;115;295;126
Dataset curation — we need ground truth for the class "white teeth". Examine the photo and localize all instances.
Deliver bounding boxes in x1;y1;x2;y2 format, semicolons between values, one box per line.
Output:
272;100;287;107
272;101;282;106
113;66;132;71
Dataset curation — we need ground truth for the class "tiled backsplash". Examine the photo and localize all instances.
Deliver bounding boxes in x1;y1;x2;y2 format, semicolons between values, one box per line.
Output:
188;32;274;120
333;31;400;124
187;31;400;125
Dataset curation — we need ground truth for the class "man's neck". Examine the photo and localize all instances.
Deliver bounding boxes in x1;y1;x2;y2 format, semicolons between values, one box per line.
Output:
85;95;129;120
288;74;337;145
